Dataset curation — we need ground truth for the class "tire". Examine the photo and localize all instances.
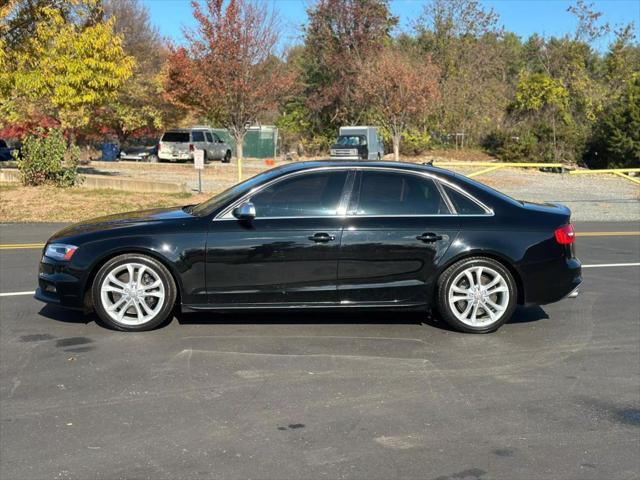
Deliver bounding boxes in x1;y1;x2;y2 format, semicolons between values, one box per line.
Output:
203;151;208;164
92;254;177;332
222;150;231;163
436;257;517;333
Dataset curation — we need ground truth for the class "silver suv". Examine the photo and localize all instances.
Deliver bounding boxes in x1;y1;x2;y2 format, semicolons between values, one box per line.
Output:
158;127;232;163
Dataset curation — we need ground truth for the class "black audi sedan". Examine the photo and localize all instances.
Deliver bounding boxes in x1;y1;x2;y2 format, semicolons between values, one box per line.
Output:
36;161;581;333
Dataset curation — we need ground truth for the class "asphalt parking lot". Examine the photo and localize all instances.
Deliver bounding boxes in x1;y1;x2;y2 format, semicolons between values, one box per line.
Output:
1;221;639;480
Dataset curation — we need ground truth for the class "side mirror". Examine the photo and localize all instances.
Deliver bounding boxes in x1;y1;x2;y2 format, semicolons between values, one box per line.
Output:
232;202;256;220
218;139;224;143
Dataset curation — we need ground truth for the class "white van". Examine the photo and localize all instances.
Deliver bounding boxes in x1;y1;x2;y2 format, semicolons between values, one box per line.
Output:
330;126;384;161
158;127;232;163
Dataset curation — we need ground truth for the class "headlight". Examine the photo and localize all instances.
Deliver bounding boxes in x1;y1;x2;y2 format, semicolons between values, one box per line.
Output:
45;243;78;261
349;149;358;155
330;149;337;155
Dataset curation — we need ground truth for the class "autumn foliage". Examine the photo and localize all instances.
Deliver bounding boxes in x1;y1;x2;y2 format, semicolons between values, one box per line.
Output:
163;0;295;176
356;48;440;160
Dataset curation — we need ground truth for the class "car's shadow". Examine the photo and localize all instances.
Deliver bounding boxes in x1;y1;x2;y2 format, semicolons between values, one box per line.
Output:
38;304;91;324
38;304;549;331
175;305;549;331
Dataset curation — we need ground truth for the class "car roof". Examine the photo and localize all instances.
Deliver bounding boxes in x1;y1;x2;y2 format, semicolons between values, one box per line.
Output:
272;159;453;177
163;128;209;133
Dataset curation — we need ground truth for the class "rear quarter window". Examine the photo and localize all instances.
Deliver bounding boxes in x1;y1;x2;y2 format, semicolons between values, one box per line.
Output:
443;185;487;215
161;132;189;142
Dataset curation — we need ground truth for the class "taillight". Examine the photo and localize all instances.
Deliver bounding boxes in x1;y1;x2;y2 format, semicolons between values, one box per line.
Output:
555;224;575;245
189;144;194;152
157;143;161;151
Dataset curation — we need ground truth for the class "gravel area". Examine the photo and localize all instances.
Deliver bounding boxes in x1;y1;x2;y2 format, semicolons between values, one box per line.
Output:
81;160;640;222
454;167;640;222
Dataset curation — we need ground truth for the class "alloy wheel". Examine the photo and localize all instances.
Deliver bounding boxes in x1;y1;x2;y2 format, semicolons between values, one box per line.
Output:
447;266;509;327
99;262;166;326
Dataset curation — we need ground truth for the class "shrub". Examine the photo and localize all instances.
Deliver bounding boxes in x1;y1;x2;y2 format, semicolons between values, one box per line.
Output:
16;128;81;187
400;128;432;156
300;134;334;156
483;130;539;163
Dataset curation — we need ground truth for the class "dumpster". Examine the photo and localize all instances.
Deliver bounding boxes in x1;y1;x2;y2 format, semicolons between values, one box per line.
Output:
211;126;278;159
101;143;120;161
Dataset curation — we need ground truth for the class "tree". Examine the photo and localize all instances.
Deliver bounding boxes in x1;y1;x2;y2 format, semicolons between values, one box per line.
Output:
356;48;440;160
163;0;294;180
414;0;509;144
584;74;640;168
514;71;569;162
0;0;134;135
299;0;397;135
99;0;177;142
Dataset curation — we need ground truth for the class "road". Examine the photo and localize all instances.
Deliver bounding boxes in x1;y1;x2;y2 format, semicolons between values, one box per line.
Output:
0;222;638;480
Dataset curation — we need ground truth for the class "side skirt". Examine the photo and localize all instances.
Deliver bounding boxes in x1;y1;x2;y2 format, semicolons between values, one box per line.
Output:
181;302;428;314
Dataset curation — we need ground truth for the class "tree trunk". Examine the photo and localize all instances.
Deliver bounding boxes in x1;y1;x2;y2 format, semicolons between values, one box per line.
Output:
235;135;244;182
392;133;401;161
551;114;558;163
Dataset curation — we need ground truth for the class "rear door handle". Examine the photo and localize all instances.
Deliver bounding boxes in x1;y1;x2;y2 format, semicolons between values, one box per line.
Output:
416;232;443;243
309;232;335;243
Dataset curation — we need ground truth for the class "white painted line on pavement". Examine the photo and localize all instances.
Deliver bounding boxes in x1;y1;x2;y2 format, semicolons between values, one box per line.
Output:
0;291;35;297
582;262;640;268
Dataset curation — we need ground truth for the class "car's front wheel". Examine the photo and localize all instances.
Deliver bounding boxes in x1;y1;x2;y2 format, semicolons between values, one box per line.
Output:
92;254;176;331
222;150;231;163
437;257;517;333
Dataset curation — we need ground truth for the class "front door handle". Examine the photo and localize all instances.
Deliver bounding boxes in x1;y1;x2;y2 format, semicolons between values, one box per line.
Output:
309;232;335;243
416;232;443;243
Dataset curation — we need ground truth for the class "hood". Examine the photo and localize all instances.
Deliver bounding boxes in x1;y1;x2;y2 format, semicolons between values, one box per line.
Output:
49;206;193;242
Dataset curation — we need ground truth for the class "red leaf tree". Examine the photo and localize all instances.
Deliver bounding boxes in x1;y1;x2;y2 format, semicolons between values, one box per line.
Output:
163;0;294;178
356;48;440;160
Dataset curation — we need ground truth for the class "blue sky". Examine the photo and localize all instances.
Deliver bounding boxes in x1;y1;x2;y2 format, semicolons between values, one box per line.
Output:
141;0;639;51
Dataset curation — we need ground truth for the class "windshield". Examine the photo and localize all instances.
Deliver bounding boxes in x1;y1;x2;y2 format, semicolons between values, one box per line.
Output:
161;132;189;143
335;135;366;146
190;167;288;216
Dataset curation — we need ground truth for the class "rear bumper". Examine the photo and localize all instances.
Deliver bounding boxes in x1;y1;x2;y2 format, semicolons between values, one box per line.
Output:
520;257;582;306
158;153;192;161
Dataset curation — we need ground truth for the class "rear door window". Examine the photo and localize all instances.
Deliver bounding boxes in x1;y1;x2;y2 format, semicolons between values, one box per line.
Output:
353;171;450;215
161;132;189;143
192;131;205;142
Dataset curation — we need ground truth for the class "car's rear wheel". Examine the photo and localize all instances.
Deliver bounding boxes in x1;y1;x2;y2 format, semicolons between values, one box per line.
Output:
223;150;231;163
437;257;517;333
92;254;176;331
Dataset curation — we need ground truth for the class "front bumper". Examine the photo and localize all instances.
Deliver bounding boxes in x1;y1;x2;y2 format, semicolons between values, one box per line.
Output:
330;155;365;161
36;256;85;309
